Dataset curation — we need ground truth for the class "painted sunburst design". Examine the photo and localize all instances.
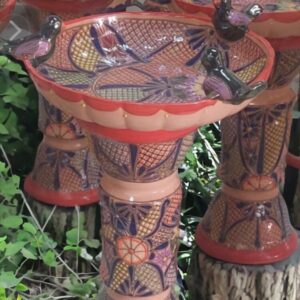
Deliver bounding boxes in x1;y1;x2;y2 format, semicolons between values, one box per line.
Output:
116;237;149;265
185;27;229;67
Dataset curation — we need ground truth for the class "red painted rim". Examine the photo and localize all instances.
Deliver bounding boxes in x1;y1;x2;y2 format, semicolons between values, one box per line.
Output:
24;175;100;207
268;36;300;51
0;0;16;24
78;119;198;143
24;12;274;116
196;225;298;265
21;0;112;13
175;0;300;23
287;153;300;169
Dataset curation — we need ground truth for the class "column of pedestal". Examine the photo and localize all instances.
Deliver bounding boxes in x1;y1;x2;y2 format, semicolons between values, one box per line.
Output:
90;132;195;300
188;85;300;299
24;96;101;206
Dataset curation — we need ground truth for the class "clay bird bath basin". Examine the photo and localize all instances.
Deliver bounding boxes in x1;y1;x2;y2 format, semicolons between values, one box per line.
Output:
22;13;274;142
0;0;16;32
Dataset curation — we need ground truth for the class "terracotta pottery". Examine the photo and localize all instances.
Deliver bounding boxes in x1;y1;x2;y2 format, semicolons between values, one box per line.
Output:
14;12;273;299
175;0;300;264
0;0;16;32
20;1;131;206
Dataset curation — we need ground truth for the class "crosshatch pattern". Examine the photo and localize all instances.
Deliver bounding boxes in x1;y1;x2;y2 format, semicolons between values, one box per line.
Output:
38;16;268;104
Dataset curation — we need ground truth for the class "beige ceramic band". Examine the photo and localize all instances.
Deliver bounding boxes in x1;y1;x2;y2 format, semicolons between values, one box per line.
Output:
100;172;181;203
43;135;89;151
222;184;280;202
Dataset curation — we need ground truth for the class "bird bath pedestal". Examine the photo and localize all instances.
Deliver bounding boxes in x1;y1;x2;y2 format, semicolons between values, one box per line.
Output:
175;0;300;298
19;12;273;299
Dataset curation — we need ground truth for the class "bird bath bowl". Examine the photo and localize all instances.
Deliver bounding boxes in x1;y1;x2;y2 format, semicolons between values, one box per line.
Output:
0;0;16;32
21;12;273;299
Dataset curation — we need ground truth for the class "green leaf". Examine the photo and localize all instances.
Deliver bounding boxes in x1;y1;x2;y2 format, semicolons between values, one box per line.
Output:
16;283;29;292
66;228;87;246
0;271;21;288
5;242;27;256
83;239;100;249
0;56;8;66
42;250;57;267
0;236;7;243
21;248;37;260
64;245;81;253
23;222;37;235
3;62;27;75
0;124;9;135
0;216;23;229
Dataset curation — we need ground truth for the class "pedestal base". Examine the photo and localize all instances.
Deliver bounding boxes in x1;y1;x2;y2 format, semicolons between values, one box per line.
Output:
187;236;300;300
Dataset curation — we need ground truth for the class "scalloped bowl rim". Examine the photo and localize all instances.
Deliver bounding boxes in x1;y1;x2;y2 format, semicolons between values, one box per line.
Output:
21;0;113;13
24;12;275;116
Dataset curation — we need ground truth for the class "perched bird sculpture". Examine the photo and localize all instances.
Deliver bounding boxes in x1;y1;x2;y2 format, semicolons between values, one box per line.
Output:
0;15;61;67
213;0;263;41
202;47;267;104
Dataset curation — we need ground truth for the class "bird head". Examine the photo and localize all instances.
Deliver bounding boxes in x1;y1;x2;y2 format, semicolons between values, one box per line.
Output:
41;15;62;40
202;48;222;71
244;4;263;19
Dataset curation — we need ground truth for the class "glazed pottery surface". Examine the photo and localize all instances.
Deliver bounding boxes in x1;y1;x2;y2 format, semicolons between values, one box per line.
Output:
0;0;16;31
25;13;273;143
175;0;300;40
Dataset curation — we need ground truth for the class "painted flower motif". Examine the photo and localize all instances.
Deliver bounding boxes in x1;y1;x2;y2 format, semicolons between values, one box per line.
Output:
116;237;149;265
97;67;192;103
45;123;76;139
185;27;229;67
151;246;173;271
35;147;84;190
242;175;276;191
236;201;272;221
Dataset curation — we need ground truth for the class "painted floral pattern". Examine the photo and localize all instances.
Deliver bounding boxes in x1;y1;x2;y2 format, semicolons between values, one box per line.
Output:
100;188;182;297
37;17;267;104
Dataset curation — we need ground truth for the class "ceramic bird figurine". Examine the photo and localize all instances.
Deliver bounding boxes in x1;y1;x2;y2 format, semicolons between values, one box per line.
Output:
0;15;61;67
202;47;267;104
213;0;263;41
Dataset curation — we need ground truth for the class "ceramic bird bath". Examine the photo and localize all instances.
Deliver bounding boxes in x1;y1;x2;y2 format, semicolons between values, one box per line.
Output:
12;12;273;299
0;0;16;32
17;1;131;206
173;0;300;265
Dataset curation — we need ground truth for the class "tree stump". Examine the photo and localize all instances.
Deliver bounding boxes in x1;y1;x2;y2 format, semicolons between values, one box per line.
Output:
28;197;101;274
187;236;300;300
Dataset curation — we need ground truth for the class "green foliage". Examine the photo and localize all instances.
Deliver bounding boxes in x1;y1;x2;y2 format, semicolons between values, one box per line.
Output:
0;156;101;299
0;56;40;176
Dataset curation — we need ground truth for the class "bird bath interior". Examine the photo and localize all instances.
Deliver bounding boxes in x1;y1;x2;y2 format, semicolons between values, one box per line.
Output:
0;0;16;31
20;12;274;300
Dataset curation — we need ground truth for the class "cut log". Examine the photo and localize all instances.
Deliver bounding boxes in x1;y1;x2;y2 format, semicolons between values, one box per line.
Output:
187;238;300;300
